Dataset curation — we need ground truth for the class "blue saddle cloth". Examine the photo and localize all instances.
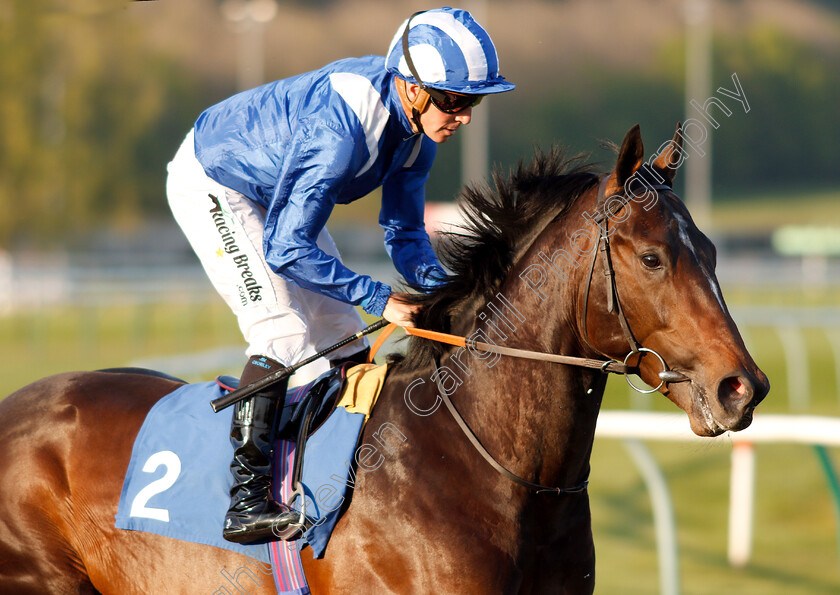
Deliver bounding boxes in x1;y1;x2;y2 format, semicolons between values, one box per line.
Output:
115;375;366;566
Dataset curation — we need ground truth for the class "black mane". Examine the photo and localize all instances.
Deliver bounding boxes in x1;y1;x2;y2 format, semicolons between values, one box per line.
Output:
392;147;601;371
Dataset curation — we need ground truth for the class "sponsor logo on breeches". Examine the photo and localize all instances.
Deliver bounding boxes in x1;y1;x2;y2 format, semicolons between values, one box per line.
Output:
209;193;263;305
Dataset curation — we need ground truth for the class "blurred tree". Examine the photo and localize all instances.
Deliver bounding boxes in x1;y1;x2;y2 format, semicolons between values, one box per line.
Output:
485;25;840;202
712;26;840;195
0;0;203;248
2;1;838;247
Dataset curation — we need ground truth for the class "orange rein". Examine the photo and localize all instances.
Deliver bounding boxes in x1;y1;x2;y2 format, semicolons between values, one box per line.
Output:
367;322;629;375
367;322;398;362
367;324;467;363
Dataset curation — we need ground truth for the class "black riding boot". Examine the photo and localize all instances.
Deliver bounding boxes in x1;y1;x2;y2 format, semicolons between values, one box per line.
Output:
223;355;300;544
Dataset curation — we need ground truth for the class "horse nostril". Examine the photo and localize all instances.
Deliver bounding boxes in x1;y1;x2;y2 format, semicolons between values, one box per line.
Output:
728;377;746;397
718;374;752;409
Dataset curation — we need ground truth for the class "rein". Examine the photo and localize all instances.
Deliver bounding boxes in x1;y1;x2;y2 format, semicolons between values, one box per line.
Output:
374;169;692;497
404;327;629;374
370;324;609;496
431;356;589;495
391;323;624;497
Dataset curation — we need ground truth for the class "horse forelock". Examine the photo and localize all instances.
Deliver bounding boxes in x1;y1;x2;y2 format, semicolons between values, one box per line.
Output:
393;147;600;371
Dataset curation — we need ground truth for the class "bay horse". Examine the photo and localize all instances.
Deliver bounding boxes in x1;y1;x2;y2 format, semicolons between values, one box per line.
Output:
0;124;768;594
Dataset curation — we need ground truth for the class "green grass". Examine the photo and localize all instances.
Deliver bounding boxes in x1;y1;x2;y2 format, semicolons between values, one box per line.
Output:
0;300;244;395
2;288;839;593
590;440;840;594
712;187;840;233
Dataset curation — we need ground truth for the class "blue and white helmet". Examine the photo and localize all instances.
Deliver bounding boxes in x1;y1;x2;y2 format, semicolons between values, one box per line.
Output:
386;8;515;95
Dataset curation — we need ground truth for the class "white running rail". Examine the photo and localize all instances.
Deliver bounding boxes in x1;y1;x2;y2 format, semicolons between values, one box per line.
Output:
595;411;840;595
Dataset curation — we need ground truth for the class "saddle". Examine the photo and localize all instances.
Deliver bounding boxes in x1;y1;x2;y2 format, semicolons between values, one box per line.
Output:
218;364;346;442
219;364;347;534
219;362;384;540
115;361;387;584
277;366;347;443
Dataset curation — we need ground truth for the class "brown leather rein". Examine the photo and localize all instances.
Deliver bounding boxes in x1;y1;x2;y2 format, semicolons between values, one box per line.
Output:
404;327;629;374
396;171;688;384
375;170;691;496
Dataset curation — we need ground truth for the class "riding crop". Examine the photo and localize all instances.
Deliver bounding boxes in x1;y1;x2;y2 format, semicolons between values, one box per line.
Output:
210;319;390;412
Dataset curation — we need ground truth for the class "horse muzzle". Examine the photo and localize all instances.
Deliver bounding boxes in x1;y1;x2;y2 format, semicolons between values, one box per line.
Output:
680;368;770;436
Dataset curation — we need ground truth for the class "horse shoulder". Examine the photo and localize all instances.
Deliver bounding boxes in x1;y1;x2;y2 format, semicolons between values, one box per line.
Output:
303;367;530;593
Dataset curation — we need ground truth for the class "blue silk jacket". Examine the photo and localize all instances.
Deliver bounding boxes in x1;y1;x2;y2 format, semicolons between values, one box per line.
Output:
193;56;445;316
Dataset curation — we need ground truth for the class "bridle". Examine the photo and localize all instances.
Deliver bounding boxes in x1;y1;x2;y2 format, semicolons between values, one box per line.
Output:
406;168;689;390
581;170;689;393
405;167;689;496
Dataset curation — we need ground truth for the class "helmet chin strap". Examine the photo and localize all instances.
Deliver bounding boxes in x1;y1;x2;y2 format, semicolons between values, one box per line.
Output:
395;77;428;135
398;11;436;136
411;108;424;135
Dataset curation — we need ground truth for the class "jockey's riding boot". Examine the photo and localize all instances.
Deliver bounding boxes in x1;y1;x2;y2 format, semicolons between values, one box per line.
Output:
223;355;300;544
329;346;371;368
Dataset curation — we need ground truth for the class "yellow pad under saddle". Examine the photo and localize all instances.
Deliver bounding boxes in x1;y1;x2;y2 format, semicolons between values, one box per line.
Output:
336;363;388;421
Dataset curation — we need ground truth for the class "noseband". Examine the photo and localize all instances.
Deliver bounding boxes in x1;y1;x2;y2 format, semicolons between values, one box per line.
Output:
581;170;689;392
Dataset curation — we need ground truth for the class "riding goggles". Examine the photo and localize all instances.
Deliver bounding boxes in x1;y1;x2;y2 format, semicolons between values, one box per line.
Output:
426;89;483;114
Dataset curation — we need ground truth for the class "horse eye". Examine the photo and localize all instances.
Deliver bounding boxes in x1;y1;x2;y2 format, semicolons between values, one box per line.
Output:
641;254;662;269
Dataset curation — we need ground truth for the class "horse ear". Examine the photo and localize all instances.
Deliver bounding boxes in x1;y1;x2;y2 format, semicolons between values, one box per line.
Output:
651;122;684;184
607;124;644;195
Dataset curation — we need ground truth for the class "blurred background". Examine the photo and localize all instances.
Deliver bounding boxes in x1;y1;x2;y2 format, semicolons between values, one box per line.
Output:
1;0;839;593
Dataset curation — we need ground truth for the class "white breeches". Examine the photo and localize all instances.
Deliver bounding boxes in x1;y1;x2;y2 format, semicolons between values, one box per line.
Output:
166;130;367;384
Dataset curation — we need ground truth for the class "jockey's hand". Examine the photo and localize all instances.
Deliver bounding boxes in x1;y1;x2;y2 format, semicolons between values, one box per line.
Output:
382;293;419;327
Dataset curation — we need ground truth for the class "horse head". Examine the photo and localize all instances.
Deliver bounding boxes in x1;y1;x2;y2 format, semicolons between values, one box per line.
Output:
578;124;769;436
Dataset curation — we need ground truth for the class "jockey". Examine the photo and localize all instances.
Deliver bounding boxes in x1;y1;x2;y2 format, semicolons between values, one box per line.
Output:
166;7;515;544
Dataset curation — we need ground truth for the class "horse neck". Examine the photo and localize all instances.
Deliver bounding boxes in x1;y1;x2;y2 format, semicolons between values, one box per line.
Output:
432;199;605;493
